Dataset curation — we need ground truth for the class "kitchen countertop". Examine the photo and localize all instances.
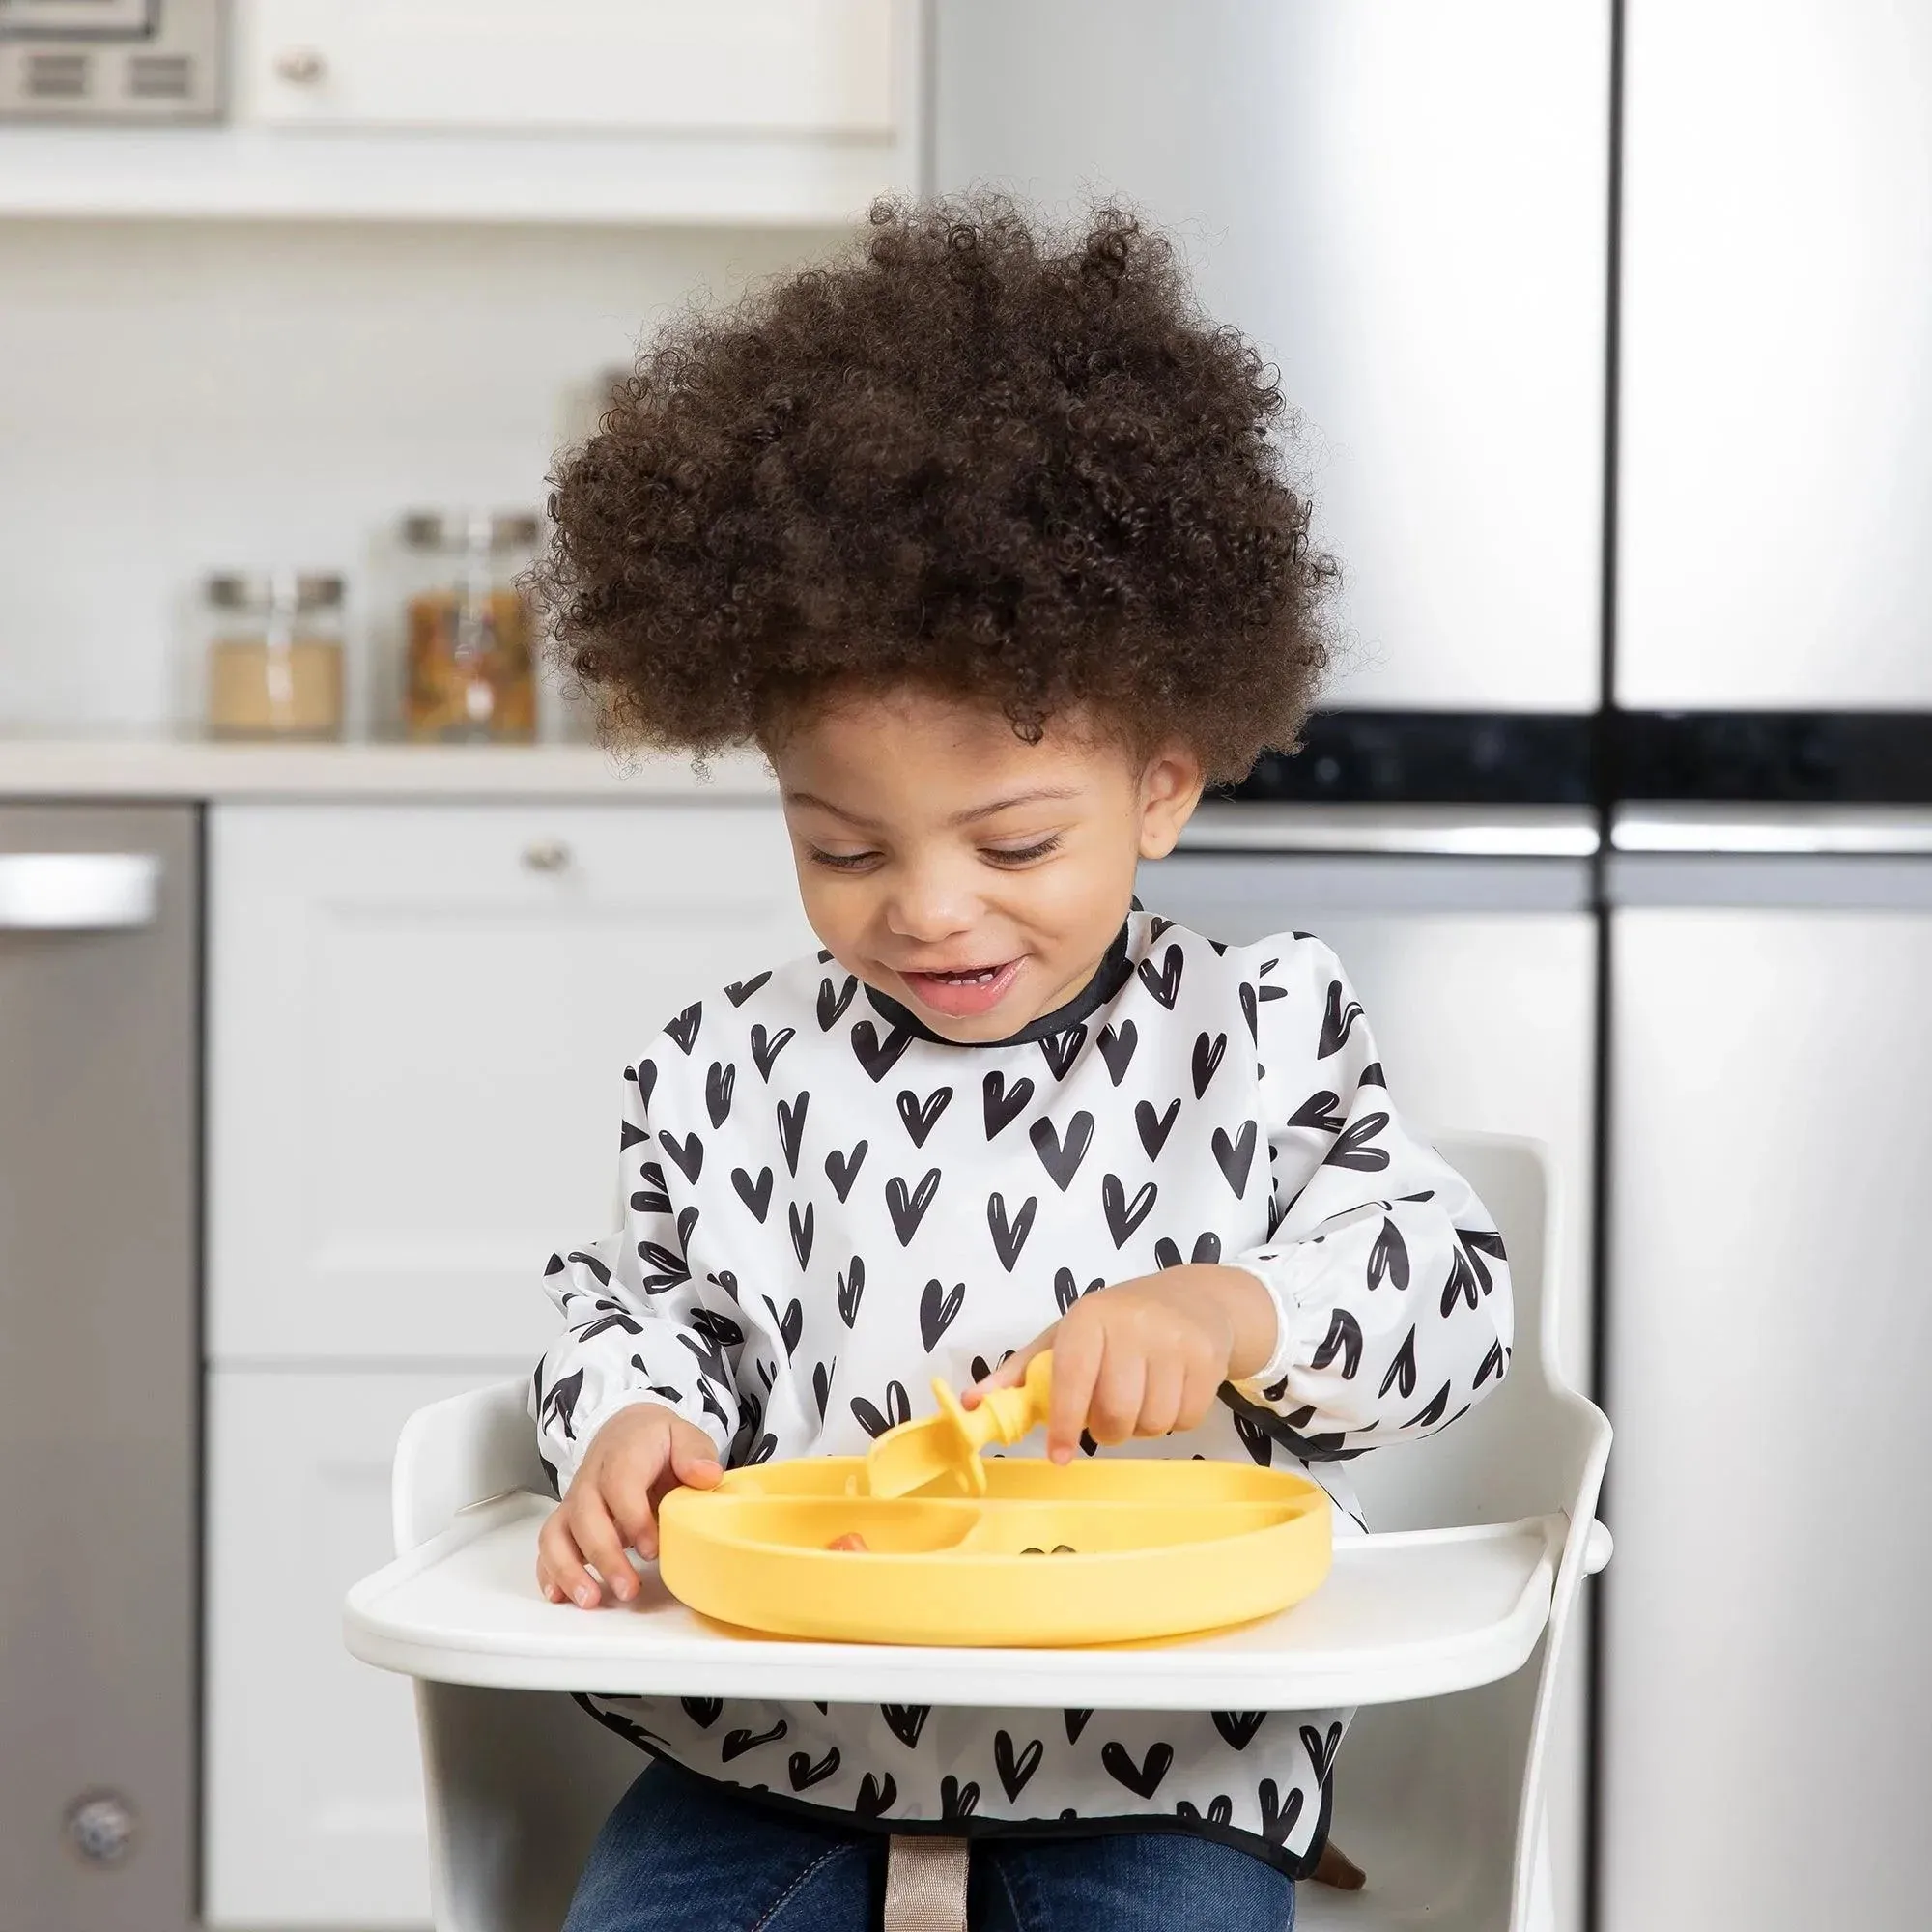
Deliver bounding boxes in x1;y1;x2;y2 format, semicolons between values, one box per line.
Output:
0;736;777;801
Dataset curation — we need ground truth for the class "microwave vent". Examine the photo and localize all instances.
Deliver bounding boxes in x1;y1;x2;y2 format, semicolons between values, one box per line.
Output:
22;48;85;98
0;0;223;121
128;51;191;99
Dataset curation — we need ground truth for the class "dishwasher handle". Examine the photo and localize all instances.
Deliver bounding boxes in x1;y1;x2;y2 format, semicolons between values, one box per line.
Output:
0;852;161;931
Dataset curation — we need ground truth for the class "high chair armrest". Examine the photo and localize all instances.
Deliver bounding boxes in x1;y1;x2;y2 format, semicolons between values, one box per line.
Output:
393;1378;548;1556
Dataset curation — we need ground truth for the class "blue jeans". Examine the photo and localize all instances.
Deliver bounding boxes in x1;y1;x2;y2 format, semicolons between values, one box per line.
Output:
563;1759;1296;1932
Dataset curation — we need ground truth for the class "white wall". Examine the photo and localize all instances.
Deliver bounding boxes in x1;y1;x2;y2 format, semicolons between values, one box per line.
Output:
0;219;842;735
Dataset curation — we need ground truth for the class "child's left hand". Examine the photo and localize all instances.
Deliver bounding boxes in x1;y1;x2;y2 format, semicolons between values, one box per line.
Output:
963;1264;1279;1463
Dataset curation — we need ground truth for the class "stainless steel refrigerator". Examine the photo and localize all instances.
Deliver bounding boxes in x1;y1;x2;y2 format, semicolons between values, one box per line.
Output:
941;6;1932;1929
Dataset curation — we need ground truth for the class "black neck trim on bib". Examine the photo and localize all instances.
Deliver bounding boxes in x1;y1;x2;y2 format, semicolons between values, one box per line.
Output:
863;920;1135;1049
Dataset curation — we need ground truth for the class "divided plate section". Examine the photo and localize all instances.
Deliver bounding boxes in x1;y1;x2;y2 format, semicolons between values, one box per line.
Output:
658;1459;1333;1646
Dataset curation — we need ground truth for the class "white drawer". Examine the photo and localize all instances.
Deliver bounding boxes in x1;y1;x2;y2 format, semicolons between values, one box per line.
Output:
241;0;897;137
204;1366;526;1928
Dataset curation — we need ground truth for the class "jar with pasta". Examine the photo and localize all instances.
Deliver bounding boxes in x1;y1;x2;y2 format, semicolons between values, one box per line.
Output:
396;511;540;743
201;572;346;740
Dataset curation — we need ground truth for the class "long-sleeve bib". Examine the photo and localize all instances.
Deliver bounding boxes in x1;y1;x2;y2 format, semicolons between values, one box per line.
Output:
532;912;1513;1875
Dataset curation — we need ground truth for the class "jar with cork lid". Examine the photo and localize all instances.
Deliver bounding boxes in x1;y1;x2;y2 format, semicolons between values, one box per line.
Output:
396;510;540;743
200;572;347;740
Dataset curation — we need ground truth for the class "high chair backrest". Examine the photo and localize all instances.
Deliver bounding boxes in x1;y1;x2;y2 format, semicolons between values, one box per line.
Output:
1299;1130;1609;1932
1347;1130;1592;1533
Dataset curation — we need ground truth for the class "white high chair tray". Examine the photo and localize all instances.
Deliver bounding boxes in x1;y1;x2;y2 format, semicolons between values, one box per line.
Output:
344;1492;1568;1711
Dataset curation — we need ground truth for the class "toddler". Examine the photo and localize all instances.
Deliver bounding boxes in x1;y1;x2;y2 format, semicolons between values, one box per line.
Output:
527;197;1512;1932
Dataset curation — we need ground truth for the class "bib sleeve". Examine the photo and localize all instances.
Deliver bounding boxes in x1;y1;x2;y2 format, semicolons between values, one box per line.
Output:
529;1051;744;1492
1225;939;1514;1461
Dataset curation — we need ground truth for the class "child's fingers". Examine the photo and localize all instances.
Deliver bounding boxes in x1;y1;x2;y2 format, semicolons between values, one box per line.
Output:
1088;1347;1148;1445
1044;1321;1102;1461
566;1490;637;1605
1139;1352;1186;1437
534;1547;565;1605
668;1424;724;1489
605;1463;664;1562
1176;1356;1223;1434
964;1330;1050;1404
536;1507;599;1609
632;1429;724;1560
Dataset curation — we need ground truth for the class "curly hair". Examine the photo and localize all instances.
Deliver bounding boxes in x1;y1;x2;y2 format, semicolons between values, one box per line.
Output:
532;193;1336;783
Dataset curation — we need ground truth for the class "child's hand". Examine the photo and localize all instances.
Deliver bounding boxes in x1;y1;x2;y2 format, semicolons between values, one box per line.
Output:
966;1265;1278;1463
536;1402;723;1608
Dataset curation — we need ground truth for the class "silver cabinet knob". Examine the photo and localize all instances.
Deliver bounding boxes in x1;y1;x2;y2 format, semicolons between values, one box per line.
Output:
65;1791;137;1867
521;840;573;874
273;47;327;86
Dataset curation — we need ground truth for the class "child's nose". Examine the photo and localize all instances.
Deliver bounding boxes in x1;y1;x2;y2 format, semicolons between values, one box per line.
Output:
881;863;980;943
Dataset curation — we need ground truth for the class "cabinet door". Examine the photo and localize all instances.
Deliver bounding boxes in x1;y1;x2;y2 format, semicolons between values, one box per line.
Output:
1619;0;1932;705
933;0;1609;709
242;0;896;136
204;1367;523;1929
210;803;816;1362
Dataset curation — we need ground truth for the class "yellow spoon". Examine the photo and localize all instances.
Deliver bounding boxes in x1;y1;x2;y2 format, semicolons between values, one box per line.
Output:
864;1354;1055;1499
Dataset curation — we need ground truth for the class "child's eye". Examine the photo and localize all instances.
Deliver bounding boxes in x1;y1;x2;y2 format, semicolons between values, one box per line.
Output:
807;846;883;873
981;835;1065;867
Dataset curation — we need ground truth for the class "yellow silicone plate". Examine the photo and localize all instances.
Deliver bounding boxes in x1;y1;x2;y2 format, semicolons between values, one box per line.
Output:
657;1458;1333;1647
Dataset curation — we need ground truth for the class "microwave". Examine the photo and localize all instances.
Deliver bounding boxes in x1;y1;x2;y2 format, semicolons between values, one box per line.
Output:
0;0;224;122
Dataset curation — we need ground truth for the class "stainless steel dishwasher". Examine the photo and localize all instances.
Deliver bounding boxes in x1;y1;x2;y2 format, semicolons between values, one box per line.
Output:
0;806;199;1932
1141;796;1601;1932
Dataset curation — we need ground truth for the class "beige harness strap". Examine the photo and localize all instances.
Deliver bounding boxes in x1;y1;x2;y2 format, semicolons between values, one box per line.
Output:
882;1834;971;1932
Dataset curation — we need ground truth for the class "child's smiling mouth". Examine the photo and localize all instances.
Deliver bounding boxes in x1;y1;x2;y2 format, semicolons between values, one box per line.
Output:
896;958;1024;1019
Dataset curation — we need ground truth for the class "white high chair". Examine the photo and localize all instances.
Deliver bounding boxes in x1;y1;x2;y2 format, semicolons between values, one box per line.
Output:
347;1132;1610;1932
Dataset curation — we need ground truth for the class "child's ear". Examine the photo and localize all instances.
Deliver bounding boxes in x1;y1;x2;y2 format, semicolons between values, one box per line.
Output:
1137;745;1206;861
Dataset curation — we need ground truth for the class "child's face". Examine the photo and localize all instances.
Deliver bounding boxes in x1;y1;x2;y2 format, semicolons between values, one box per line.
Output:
773;686;1204;1042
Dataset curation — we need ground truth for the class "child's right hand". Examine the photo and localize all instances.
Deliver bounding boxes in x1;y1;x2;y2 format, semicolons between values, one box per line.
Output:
536;1402;724;1607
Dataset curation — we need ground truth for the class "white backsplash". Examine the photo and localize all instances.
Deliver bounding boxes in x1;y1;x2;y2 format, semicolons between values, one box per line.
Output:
0;217;840;734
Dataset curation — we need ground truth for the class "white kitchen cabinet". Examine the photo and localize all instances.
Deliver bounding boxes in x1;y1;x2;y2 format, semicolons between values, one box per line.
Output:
210;802;816;1363
240;0;896;137
0;1;919;222
205;1366;523;1929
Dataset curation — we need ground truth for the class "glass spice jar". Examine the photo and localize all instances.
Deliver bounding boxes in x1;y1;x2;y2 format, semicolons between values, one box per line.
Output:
396;510;540;743
201;572;346;741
